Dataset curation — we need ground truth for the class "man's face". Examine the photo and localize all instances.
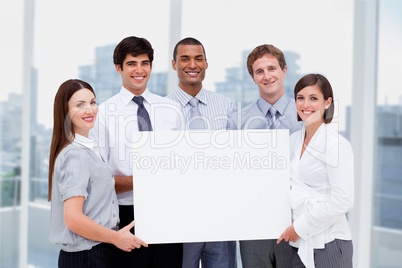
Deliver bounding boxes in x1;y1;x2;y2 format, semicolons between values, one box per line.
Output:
251;54;287;103
116;53;151;95
172;44;208;91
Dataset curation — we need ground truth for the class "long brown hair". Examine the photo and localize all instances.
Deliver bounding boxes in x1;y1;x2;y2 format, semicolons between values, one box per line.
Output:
48;79;95;201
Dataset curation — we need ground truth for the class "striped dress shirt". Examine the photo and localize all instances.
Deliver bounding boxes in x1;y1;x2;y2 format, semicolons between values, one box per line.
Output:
167;87;236;130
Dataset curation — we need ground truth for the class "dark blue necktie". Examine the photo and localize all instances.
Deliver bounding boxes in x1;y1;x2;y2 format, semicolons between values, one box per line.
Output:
132;96;153;131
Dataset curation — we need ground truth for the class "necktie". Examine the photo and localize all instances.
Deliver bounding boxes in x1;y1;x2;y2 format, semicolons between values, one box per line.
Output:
132;96;153;131
268;106;279;129
188;98;205;129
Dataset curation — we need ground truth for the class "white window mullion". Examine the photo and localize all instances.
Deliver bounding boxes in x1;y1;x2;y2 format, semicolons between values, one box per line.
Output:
349;0;379;267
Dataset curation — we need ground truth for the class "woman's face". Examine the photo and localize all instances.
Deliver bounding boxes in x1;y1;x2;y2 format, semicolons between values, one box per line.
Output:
295;85;332;126
67;88;97;137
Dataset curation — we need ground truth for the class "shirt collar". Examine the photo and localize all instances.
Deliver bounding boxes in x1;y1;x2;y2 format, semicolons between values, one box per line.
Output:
174;87;208;106
257;93;292;116
194;88;207;105
119;86;153;106
73;133;96;150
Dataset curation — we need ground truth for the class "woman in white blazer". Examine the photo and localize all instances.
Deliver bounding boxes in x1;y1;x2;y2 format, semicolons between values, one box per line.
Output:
277;73;354;268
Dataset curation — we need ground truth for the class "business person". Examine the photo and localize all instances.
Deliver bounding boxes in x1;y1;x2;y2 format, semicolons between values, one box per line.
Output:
231;44;302;268
90;36;183;267
167;37;237;268
277;73;354;268
48;79;147;268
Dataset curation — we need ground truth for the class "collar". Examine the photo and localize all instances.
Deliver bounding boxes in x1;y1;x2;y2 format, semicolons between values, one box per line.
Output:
257;93;292;116
73;133;97;150
174;87;208;106
194;88;207;105
119;87;153;106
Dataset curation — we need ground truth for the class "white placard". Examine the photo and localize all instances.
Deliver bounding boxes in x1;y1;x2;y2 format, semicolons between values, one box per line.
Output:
132;129;291;244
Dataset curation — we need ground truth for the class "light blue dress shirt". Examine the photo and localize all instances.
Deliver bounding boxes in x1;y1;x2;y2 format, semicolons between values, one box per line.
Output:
230;93;302;134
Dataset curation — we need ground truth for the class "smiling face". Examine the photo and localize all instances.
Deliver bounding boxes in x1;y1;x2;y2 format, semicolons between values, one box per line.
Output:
172;44;208;95
68;88;97;137
295;85;332;126
251;54;287;104
116;53;151;95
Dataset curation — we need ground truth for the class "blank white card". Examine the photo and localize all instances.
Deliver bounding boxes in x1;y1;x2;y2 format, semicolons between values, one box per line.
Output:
132;129;291;244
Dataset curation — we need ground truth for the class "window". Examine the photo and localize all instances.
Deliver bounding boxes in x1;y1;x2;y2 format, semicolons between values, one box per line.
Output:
8;0;395;267
371;0;402;266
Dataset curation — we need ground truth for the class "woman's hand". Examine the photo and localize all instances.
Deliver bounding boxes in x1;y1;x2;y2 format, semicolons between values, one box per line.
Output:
277;224;300;244
113;221;148;252
63;198;147;251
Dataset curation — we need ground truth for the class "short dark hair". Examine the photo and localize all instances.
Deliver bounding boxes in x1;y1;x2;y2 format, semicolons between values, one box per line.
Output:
113;36;154;69
172;37;206;61
247;44;286;77
294;73;335;123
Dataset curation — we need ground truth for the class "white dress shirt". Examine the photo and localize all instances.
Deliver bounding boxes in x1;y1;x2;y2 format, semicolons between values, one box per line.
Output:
289;123;354;268
90;87;184;205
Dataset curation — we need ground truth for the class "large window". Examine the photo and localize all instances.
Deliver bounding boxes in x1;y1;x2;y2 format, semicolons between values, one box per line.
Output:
371;0;402;267
4;0;400;267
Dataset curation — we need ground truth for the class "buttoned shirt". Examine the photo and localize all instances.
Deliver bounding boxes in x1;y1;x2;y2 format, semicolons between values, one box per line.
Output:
91;87;183;205
49;134;118;252
230;93;302;133
167;87;236;130
289;123;354;268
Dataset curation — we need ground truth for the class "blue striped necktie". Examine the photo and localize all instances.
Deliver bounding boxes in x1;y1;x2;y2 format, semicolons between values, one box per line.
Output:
268;106;279;129
133;96;153;131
